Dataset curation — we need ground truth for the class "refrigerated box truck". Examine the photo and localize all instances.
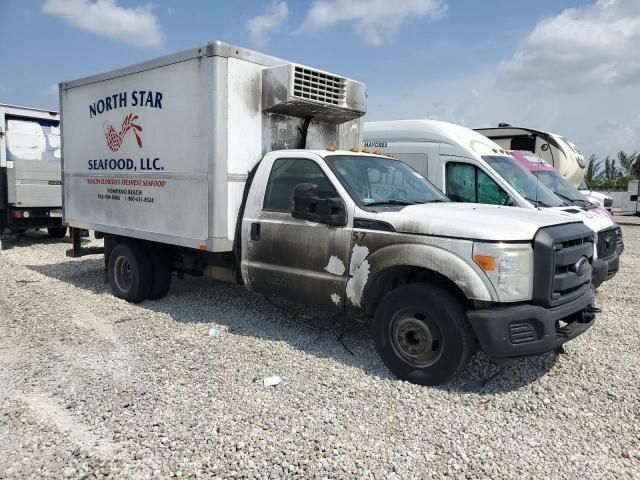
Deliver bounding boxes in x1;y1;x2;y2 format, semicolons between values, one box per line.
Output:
0;104;66;240
61;41;599;385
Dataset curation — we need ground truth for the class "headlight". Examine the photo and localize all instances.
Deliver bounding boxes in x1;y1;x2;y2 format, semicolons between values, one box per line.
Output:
473;242;533;302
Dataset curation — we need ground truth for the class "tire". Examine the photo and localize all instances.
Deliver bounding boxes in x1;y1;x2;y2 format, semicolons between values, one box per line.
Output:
147;243;172;300
107;241;152;303
373;284;474;386
47;226;67;238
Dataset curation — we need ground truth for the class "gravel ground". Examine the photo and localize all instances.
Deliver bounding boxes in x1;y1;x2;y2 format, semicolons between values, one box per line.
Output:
0;226;639;479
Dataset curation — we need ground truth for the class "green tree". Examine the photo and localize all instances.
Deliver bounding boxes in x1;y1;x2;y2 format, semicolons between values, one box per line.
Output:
584;154;603;186
617;150;638;177
603;156;622;187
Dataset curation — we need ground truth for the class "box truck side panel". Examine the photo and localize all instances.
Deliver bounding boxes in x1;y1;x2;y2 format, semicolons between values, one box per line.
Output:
62;57;210;248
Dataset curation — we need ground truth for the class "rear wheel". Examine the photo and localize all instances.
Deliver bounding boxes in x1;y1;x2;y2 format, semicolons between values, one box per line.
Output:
373;284;474;385
47;226;67;238
147;243;172;300
108;241;152;303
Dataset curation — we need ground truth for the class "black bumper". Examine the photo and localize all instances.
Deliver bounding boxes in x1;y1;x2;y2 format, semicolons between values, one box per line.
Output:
467;287;596;359
592;253;619;288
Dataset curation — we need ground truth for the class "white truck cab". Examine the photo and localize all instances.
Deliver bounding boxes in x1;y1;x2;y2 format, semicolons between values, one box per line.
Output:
364;119;621;287
62;42;598;385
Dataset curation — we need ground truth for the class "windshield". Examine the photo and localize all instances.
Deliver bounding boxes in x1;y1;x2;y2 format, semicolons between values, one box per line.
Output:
535;170;590;205
482;155;564;207
327;155;448;207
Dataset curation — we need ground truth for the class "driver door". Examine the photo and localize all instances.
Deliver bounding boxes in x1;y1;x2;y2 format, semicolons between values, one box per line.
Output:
246;156;350;310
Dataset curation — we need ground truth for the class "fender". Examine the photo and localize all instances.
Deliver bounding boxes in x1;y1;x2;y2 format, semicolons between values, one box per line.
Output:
349;242;497;307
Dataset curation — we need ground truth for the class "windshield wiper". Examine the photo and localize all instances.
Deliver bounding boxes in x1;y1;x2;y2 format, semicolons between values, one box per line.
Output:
552;192;579;206
522;196;551;208
364;199;422;207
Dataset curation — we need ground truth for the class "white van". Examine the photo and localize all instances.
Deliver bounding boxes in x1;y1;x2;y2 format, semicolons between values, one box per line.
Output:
363;119;621;287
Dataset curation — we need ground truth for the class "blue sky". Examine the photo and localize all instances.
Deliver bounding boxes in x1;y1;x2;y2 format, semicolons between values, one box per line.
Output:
1;0;638;158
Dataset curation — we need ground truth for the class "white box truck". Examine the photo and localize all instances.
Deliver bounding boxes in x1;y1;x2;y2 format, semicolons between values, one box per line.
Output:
0;104;66;240
61;41;598;385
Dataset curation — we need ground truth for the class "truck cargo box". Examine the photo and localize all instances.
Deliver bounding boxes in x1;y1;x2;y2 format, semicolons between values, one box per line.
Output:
61;41;366;251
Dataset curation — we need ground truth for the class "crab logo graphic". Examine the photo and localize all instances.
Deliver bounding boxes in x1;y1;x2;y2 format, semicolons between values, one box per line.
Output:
104;113;143;152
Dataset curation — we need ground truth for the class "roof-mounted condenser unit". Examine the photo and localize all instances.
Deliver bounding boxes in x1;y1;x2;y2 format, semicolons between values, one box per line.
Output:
262;63;367;124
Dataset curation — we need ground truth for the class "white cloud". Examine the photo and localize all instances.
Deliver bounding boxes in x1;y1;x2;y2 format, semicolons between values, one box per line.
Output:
367;0;640;161
298;0;446;46
246;2;289;49
42;0;164;49
499;0;640;92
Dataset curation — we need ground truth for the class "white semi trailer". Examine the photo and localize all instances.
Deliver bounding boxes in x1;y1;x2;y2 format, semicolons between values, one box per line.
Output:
61;41;598;385
0;104;66;240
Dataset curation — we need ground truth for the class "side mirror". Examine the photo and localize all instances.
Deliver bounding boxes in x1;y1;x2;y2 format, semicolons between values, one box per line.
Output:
291;183;347;226
505;196;518;207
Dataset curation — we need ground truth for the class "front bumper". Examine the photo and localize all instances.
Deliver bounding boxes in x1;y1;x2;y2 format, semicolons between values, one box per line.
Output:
592;253;619;288
467;287;596;359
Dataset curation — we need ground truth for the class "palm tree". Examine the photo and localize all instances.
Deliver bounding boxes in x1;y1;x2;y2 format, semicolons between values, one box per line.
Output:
584;154;603;186
617;150;638;177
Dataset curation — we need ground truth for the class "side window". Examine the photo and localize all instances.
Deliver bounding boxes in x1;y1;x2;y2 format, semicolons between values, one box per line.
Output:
446;163;476;202
263;158;338;212
477;169;508;205
446;162;508;205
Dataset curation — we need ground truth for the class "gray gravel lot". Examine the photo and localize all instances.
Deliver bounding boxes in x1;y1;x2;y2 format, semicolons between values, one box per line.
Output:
0;225;639;479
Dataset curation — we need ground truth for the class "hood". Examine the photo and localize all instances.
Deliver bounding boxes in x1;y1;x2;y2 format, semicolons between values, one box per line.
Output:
373;203;577;241
547;206;614;233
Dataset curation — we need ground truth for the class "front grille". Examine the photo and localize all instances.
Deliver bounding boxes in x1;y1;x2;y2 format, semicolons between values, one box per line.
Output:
533;223;594;308
597;227;617;260
293;66;346;106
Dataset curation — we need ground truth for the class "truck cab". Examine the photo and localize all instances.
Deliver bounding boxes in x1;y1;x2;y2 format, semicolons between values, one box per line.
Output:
239;149;598;384
0;104;66;240
363;119;621;287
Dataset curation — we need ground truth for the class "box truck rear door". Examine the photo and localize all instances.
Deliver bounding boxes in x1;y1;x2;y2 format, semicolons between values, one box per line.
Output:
5;117;61;207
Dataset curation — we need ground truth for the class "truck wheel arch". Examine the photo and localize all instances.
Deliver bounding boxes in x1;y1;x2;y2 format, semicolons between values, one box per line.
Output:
358;243;496;313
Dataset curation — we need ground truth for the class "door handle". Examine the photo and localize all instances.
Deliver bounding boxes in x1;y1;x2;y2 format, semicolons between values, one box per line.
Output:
250;222;261;241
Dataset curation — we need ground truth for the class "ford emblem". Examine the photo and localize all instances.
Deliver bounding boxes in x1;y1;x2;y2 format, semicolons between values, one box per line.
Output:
574;256;589;276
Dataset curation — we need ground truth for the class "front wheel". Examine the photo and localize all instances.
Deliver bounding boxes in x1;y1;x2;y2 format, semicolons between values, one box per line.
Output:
373;284;474;385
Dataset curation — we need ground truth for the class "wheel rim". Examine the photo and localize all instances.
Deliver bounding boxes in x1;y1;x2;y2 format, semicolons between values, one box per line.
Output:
389;309;443;367
114;255;133;293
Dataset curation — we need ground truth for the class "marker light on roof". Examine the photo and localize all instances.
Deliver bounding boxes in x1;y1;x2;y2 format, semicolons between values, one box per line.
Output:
327;145;336;151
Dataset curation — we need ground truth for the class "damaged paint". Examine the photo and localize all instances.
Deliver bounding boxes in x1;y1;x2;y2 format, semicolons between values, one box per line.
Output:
324;256;346;276
330;293;341;305
346;244;370;306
